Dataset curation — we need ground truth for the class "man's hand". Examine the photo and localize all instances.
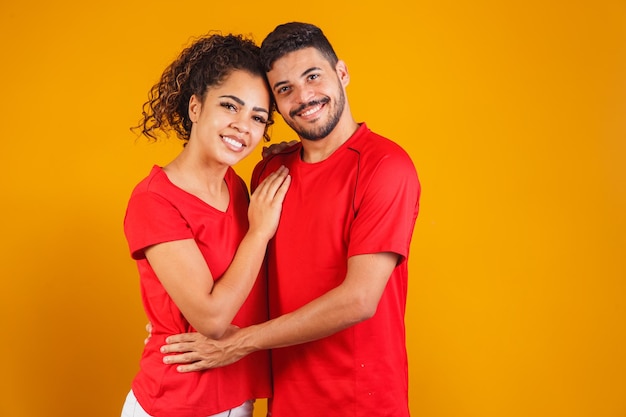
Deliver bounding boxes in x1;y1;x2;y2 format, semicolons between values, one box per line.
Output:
262;140;299;158
160;326;247;373
144;322;153;345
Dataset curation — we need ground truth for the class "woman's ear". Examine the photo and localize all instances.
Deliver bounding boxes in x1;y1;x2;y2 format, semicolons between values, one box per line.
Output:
188;94;201;123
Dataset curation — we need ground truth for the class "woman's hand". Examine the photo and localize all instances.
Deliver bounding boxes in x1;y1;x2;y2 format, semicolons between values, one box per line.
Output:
247;165;291;241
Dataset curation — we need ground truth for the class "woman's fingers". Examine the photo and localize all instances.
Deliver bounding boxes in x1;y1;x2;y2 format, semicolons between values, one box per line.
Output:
253;166;290;202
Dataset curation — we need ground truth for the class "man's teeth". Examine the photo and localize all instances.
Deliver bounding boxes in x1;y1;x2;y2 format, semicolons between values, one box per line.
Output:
301;105;322;117
223;136;244;148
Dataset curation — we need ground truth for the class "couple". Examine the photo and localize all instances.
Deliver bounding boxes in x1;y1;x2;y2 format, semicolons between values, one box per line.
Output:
122;22;421;417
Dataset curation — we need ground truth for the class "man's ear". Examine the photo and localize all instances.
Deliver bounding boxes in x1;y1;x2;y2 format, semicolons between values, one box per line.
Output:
336;60;350;87
188;94;201;122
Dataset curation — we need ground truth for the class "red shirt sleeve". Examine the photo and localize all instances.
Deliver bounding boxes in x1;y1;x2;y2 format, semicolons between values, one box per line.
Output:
348;151;420;263
123;190;193;260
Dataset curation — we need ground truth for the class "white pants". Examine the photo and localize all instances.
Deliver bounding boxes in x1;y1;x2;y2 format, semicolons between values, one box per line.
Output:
120;390;254;417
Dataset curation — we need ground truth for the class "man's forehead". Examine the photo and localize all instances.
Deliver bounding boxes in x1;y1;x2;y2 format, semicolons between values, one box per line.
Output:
268;48;331;76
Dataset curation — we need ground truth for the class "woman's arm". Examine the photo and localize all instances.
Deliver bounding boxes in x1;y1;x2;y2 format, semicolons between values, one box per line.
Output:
145;166;290;339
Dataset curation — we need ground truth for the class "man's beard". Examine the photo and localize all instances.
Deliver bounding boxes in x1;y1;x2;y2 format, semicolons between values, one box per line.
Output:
286;89;346;141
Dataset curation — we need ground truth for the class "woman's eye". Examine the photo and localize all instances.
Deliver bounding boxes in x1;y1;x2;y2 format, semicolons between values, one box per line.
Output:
220;102;237;111
253;116;268;124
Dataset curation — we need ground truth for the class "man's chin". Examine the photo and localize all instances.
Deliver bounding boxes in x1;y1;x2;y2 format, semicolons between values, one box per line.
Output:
293;125;332;141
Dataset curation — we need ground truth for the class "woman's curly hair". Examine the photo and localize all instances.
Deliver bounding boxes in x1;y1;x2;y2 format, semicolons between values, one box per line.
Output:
134;32;274;142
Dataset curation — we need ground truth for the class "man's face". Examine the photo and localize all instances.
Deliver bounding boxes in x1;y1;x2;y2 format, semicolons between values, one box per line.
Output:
267;47;347;141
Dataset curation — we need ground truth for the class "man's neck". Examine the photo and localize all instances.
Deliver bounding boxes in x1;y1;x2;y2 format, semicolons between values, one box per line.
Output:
300;118;359;163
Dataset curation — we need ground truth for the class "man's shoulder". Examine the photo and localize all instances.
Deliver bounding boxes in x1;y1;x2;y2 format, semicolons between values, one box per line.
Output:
350;128;413;167
349;124;406;152
251;143;301;188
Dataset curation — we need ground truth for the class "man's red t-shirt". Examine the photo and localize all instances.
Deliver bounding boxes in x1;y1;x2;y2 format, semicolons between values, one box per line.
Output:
252;124;420;417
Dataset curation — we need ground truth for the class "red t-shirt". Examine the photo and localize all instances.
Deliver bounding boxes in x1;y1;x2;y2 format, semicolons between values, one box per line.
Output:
124;165;271;417
251;124;420;417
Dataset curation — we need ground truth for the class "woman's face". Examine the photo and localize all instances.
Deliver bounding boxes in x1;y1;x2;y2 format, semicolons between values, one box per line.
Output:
189;70;271;166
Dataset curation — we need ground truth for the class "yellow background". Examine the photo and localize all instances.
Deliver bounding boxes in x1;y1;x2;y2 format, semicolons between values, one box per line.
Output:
1;1;624;416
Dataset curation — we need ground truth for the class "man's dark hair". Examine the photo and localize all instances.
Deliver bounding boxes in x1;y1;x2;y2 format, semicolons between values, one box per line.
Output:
260;22;339;72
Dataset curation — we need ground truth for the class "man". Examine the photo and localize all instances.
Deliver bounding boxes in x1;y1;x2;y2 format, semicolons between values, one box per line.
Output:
161;22;421;416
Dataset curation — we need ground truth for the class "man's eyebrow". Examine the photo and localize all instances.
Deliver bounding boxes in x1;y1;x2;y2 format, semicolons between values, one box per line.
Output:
301;67;322;77
272;67;322;90
272;80;288;90
219;95;268;114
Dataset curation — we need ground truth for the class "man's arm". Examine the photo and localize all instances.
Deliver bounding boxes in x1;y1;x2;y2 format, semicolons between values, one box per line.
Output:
161;252;399;372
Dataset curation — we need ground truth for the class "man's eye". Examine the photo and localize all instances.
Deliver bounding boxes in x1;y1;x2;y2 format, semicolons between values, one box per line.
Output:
308;74;319;80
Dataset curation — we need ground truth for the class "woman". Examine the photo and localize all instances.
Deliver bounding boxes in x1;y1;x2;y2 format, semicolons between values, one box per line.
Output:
121;33;290;417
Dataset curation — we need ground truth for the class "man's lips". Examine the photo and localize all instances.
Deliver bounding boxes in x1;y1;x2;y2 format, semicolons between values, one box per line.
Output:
290;97;330;118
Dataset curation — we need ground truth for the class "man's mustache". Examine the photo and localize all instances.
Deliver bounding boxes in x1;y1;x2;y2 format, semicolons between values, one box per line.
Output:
289;97;330;118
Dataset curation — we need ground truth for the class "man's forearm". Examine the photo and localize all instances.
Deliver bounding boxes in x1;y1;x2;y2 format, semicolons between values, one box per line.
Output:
163;253;398;371
235;282;374;353
238;253;398;352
